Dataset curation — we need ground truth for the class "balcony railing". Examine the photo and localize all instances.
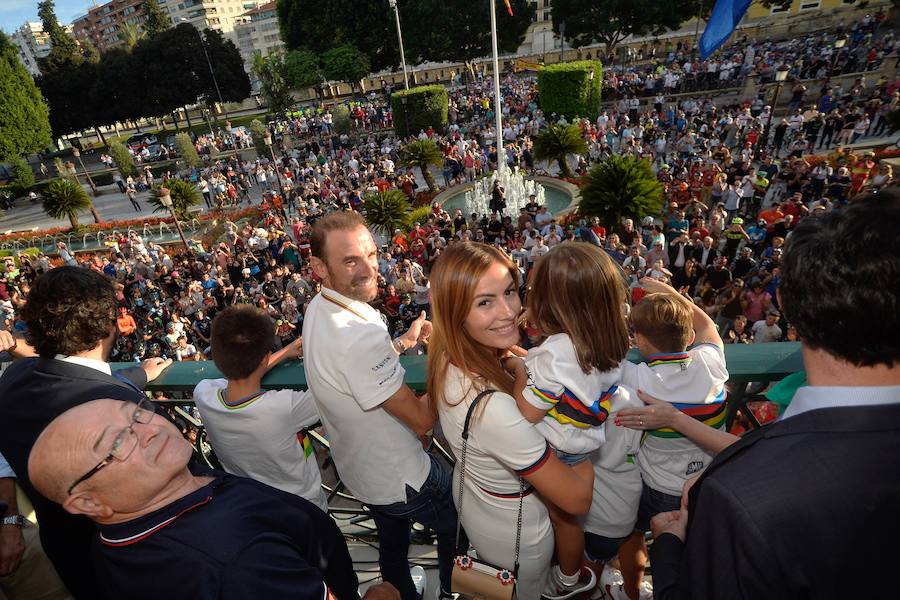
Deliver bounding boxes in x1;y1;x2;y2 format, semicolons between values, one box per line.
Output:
114;342;803;429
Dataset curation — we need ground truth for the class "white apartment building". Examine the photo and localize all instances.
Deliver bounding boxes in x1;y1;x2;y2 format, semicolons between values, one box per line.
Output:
234;2;282;66
9;22;52;76
158;0;262;40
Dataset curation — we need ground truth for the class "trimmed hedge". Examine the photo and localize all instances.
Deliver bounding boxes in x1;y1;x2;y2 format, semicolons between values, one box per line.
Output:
537;60;603;121
391;85;449;138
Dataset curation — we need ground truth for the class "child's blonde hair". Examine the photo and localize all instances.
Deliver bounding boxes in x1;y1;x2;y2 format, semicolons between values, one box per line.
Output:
527;243;629;374
629;293;693;352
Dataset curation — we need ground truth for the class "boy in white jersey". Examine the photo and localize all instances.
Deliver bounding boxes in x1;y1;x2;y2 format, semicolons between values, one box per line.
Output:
621;279;728;531
193;305;327;512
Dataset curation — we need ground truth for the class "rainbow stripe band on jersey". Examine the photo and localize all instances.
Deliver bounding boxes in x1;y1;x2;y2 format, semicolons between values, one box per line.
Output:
646;351;691;369
217;388;266;410
532;385;616;429
645;387;727;438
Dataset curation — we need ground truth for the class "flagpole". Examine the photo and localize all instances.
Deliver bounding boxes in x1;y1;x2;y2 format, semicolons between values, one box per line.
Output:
490;0;506;176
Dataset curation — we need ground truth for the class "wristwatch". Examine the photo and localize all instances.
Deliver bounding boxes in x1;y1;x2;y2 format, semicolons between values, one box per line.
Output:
1;515;26;527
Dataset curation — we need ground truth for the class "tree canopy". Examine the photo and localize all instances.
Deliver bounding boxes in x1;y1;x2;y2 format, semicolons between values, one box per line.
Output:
321;45;371;91
143;0;173;37
551;0;703;54
38;23;249;138
251;52;294;115
0;32;52;160
276;0;534;71
284;48;323;91
37;0;81;72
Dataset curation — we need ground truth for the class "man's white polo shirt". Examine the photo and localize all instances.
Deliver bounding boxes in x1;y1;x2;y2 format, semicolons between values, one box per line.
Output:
302;287;430;505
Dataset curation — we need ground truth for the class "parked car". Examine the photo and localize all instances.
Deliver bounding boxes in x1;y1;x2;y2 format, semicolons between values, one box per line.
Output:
125;133;158;152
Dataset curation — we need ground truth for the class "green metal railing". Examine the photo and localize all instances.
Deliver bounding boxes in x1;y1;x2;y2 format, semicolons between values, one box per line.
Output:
114;342;803;429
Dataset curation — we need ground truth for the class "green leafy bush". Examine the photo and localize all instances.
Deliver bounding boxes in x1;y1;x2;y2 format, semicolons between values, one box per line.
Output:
333;104;352;135
363;189;411;235
9;156;35;193
174;132;201;169
108;141;137;178
579;155;664;227
537;60;602;121
391;85;449;138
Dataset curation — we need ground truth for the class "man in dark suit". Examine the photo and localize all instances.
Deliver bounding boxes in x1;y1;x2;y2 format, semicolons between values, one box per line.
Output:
648;192;900;598
0;267;171;599
689;235;719;270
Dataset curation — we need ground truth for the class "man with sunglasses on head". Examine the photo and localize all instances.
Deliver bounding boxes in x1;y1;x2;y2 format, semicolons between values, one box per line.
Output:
27;398;392;600
0;267;171;599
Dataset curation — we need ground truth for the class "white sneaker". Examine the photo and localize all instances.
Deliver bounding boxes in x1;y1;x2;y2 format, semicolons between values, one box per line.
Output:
542;565;597;600
598;565;628;600
410;565;427;599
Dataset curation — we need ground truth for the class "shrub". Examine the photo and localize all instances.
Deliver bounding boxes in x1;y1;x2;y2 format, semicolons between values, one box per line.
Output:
9;156;35;193
149;179;201;220
399;139;442;193
533;123;588;179
108;140;137;178
391;85;449;138
333;104;352;135
537;60;602;121
41;179;92;228
579;155;664;227
363;189;411;236
404;205;434;232
249;119;268;158
92;172;115;186
174;132;201;169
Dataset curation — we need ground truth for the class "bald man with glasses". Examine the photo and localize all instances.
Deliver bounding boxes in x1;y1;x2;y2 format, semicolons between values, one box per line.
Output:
29;398;397;600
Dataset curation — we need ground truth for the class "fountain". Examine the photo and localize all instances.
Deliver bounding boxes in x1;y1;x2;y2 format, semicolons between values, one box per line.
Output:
463;167;546;217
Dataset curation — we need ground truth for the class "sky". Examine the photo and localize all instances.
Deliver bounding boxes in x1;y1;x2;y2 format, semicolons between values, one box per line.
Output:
0;0;95;33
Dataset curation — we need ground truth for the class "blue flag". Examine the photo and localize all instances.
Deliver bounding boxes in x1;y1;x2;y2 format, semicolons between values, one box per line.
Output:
699;0;752;60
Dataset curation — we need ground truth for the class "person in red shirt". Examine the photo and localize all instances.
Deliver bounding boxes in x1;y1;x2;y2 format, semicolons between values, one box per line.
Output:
758;202;785;232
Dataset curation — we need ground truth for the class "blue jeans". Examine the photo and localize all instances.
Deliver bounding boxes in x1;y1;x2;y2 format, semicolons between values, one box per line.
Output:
369;455;460;600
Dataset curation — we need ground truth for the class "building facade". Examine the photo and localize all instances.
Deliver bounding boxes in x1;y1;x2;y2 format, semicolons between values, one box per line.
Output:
233;1;283;77
518;0;561;59
9;22;51;76
157;0;262;41
71;0;149;52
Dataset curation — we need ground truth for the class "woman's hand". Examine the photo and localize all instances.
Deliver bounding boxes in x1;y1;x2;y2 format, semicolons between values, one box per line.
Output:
614;389;680;430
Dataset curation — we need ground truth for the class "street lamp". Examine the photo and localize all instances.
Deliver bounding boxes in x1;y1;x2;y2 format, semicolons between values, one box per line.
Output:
71;147;102;223
760;66;790;157
179;18;228;121
263;131;286;203
388;0;409;90
158;186;192;254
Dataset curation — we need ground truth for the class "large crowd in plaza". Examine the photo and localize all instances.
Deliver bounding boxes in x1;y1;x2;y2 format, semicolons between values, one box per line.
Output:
0;14;898;600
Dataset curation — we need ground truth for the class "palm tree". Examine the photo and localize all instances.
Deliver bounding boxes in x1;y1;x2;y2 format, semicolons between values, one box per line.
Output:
118;22;144;51
363;190;411;236
42;179;93;229
399;139;442;193
579;155;665;227
149;179;201;220
533;123;588;179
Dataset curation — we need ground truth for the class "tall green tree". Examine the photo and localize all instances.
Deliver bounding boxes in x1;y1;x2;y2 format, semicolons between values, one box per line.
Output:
321;45;370;94
579;155;664;226
37;0;81;72
42;179;93;228
533;123;588;179
399;139;442;192
0;33;52;161
131;24;205;118
9;157;35;194
276;0;533;71
118;22;145;51
143;0;173;37
251;52;294;115
248;119;269;158
284;49;323;93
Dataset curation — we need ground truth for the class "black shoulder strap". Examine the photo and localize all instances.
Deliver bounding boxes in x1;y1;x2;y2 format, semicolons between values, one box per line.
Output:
462;388;496;440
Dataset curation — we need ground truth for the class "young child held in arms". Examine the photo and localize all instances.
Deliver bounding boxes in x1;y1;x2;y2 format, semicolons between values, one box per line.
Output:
506;244;633;599
193;305;327;512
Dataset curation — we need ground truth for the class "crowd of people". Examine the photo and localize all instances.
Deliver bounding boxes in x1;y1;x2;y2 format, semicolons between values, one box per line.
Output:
0;16;897;600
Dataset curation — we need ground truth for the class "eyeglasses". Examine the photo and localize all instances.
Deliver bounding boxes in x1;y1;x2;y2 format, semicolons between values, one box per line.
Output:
67;399;156;496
